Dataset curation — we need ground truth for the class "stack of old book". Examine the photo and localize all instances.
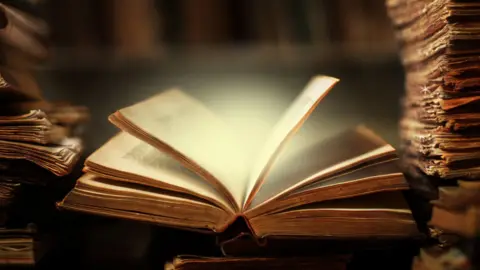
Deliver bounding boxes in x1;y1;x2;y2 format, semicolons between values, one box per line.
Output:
0;2;88;267
430;181;480;238
58;75;420;268
0;96;87;266
411;182;480;268
386;0;480;268
389;0;480;187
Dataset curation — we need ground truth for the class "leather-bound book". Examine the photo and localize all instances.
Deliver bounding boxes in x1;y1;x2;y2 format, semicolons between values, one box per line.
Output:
217;230;422;257
164;255;350;270
429;181;480;237
58;75;421;243
0;224;50;267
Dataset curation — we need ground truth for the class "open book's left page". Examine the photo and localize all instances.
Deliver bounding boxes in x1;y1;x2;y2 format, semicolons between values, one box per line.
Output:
109;89;250;211
85;131;234;213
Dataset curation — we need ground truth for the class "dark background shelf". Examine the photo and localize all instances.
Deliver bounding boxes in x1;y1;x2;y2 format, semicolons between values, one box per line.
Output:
40;48;404;154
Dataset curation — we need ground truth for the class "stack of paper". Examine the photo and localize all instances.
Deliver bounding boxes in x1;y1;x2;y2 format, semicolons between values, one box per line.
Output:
387;0;480;180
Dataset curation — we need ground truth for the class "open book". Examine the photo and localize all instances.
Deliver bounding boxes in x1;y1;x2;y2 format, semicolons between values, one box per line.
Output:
59;76;419;239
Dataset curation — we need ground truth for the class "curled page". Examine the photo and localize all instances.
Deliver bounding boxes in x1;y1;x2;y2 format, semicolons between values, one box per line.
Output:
243;76;339;209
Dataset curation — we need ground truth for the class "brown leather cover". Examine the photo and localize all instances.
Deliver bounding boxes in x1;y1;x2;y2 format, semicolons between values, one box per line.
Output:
215;213;424;257
218;231;425;257
165;255;350;270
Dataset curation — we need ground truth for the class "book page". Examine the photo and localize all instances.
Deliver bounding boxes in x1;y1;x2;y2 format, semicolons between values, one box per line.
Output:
249;191;417;238
111;89;250;210
243;76;339;208
86;132;234;212
247;126;395;210
61;174;231;232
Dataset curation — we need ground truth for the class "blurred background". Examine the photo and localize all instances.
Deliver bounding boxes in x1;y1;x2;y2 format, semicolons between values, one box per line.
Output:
8;0;404;154
3;1;411;268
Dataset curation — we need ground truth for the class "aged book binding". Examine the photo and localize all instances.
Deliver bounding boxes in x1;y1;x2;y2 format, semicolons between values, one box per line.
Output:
164;255;350;270
0;71;89;177
0;225;36;266
0;109;82;177
429;180;480;237
0;101;90;137
0;104;85;178
0;110;67;144
59;75;419;239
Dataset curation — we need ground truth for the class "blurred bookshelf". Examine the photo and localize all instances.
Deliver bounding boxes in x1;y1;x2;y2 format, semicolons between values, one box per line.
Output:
47;43;398;72
27;0;405;152
40;0;399;70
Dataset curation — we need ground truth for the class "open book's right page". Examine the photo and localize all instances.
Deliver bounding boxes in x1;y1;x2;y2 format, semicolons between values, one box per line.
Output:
247;126;398;212
243;76;339;209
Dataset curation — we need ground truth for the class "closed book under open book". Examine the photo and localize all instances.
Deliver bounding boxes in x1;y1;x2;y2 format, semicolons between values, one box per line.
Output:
58;75;419;240
164;255;350;270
